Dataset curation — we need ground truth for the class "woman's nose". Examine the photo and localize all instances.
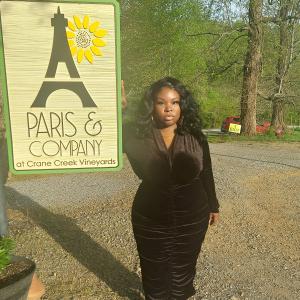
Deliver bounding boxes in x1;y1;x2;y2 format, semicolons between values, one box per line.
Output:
164;104;172;112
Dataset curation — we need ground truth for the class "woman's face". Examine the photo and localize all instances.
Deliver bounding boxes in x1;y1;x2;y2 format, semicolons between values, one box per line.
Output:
152;87;181;128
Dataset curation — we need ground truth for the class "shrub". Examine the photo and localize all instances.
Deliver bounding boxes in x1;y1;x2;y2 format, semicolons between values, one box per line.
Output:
0;237;15;271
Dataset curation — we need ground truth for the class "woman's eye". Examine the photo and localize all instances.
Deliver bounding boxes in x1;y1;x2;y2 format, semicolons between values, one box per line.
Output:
173;101;180;105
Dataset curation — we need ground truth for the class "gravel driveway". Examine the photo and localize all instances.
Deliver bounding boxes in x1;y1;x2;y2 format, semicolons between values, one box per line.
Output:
5;142;300;300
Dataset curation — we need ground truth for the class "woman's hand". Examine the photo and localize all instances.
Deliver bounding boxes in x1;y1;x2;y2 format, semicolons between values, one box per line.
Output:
121;80;127;111
209;213;219;226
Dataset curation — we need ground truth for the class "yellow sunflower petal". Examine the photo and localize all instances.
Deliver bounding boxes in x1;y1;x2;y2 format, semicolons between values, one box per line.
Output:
68;39;75;47
77;48;84;63
92;38;106;47
94;29;108;38
67;31;75;39
90;45;103;56
73;16;82;29
83;16;89;29
70;46;77;56
68;21;76;31
85;49;94;64
89;21;100;33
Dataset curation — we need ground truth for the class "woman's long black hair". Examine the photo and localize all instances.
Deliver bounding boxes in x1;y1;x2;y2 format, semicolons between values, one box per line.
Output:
136;77;206;143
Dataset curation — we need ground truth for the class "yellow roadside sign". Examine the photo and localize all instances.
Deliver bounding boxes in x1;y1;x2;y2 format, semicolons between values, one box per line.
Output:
229;123;241;134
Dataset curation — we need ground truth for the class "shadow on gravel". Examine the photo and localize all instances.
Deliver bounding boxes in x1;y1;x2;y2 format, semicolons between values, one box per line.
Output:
211;152;300;169
6;186;143;300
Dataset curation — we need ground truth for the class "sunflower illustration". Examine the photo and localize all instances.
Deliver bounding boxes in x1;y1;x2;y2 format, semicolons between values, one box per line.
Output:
66;15;108;64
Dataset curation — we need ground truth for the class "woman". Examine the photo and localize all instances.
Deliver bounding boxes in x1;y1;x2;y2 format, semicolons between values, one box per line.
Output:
122;77;219;299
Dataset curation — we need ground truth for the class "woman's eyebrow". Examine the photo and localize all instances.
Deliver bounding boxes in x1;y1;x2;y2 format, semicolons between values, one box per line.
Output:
156;97;180;101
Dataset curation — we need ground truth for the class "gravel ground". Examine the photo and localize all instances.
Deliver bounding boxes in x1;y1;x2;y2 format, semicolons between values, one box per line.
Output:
4;142;300;300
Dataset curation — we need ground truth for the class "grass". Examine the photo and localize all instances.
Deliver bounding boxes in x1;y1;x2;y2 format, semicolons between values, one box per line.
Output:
207;129;300;143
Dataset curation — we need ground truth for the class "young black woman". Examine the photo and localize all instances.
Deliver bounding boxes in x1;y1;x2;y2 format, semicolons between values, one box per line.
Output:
122;77;219;300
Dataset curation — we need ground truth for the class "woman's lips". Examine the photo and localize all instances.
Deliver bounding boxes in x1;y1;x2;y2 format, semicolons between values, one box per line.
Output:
164;115;174;121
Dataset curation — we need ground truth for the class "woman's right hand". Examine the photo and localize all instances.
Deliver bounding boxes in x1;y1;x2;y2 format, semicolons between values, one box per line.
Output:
209;212;219;226
121;80;127;111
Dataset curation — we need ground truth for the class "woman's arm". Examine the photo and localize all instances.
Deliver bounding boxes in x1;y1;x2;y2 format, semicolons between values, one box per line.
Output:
121;80;127;112
201;139;220;225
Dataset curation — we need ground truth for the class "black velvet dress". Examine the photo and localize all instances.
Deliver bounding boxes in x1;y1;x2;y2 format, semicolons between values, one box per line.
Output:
123;125;219;300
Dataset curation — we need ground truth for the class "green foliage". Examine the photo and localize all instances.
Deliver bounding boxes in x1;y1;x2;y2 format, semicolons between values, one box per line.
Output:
120;0;300;127
0;237;15;271
200;87;239;128
286;110;300;127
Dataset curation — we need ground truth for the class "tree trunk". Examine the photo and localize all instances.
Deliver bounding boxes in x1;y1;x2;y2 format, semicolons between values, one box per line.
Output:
271;98;285;129
240;0;263;135
271;0;294;130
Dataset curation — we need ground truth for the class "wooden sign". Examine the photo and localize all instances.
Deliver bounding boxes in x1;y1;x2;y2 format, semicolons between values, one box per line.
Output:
229;123;241;134
0;0;122;174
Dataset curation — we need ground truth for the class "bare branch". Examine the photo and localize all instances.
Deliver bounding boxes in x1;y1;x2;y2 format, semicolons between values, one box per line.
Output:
258;91;297;107
257;91;270;101
262;16;280;24
186;32;222;37
186;26;248;38
226;34;248;51
283;99;296;109
262;13;300;24
294;39;300;46
207;59;240;78
285;99;296;108
289;20;296;64
288;50;300;67
217;60;239;74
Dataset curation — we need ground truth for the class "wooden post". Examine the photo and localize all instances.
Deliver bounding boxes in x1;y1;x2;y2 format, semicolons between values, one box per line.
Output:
0;140;8;236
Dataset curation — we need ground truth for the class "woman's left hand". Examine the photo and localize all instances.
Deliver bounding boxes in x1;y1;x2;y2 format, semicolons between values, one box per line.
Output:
209;213;219;226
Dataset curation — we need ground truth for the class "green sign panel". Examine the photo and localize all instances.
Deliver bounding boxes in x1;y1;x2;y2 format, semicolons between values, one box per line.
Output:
0;0;122;174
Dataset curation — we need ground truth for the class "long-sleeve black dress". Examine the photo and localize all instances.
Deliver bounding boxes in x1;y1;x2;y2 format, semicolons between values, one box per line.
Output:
123;124;219;300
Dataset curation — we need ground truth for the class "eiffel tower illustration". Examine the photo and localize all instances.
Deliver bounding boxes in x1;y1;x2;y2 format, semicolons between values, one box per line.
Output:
32;7;97;108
